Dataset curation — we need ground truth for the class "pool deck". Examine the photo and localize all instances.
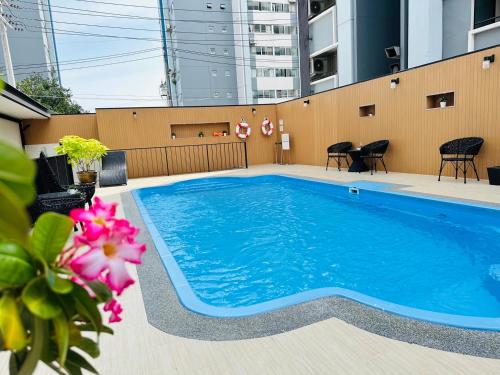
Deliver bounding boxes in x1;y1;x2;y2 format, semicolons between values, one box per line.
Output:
3;165;500;374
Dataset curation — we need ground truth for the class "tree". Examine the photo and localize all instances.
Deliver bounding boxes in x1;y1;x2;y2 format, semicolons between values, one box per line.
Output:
17;74;85;114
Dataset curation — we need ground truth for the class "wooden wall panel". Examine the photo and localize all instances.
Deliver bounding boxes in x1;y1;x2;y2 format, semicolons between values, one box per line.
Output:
24;114;98;144
95;104;277;169
276;46;500;179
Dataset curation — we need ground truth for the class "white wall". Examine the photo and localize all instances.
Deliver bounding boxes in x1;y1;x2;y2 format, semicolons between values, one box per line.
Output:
0;118;22;148
408;0;443;68
336;0;355;86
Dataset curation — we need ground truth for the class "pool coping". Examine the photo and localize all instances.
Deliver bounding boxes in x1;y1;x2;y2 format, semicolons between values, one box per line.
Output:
121;176;500;358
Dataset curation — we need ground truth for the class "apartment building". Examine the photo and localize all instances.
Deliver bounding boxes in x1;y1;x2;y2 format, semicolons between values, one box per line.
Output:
304;0;400;95
159;0;300;106
0;0;60;85
303;0;500;96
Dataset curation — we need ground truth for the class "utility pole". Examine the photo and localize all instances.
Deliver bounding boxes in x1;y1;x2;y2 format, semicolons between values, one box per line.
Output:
158;0;173;106
0;1;15;86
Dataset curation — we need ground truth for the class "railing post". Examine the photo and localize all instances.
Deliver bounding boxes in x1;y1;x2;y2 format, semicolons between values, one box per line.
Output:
244;142;248;169
164;146;170;176
206;144;210;172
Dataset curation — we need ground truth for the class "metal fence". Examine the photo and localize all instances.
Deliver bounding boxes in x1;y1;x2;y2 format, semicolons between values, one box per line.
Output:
112;142;248;178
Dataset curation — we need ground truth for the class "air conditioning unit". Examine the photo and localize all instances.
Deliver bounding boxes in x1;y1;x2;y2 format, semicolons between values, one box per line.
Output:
310;1;325;16
249;38;256;46
312;57;328;74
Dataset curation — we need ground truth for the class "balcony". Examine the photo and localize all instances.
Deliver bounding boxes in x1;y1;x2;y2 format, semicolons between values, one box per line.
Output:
308;5;337;57
469;0;500;51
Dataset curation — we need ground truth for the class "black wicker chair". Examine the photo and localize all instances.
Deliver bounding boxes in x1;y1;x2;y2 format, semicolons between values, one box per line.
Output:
438;137;484;184
28;153;86;224
326;142;352;171
360;140;389;175
99;151;128;187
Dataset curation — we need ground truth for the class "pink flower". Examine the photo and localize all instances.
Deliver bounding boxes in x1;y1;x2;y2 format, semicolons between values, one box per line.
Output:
71;197;117;240
103;299;123;323
70;220;146;295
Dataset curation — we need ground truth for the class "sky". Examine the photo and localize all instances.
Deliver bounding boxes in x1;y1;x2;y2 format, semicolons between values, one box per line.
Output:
51;0;166;111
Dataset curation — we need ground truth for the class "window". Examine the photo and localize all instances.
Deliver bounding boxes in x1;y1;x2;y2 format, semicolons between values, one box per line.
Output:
221;25;228;33
206;2;213;9
249;24;271;33
208;25;215;32
220;3;226;9
226;92;232;98
272;3;290;12
225;70;230;77
273;25;296;34
223;48;229;55
213;90;220;98
209;48;216;55
253;90;276;99
211;69;217;77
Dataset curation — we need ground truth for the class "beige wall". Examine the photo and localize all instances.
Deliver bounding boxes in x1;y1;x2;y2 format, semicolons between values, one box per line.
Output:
23;46;500;180
0;118;22;148
276;46;500;179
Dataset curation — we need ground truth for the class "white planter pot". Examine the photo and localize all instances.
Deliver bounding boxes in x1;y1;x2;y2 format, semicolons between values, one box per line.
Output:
440;101;447;108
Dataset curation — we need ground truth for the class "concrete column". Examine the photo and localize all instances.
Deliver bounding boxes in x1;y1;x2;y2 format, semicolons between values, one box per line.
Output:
407;0;443;68
336;0;356;86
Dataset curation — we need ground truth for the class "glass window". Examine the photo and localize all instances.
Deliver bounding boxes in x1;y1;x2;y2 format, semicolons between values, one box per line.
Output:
214;90;220;98
225;70;230;77
211;69;217;77
220;3;226;9
206;2;213;9
226;92;232;98
223;48;229;55
208;25;215;32
221;25;228;33
209;48;216;55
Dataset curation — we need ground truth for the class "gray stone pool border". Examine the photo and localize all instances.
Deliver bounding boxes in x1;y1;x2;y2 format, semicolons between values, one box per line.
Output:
121;191;500;359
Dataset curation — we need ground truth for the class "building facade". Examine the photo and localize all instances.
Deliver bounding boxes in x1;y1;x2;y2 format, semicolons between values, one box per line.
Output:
0;0;60;85
304;0;500;96
159;0;301;106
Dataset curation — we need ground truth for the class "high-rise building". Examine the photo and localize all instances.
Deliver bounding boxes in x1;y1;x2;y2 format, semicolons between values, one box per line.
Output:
159;0;301;106
302;0;500;96
303;0;400;95
0;0;60;86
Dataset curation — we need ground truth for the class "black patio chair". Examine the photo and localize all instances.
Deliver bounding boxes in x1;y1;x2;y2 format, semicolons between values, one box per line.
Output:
28;152;86;224
438;137;484;184
360;140;389;175
99;151;128;187
326;142;352;171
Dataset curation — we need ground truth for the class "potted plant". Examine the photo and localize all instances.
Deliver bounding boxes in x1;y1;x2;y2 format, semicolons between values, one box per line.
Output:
198;131;204;138
171;132;176;140
439;96;448;108
55;136;108;184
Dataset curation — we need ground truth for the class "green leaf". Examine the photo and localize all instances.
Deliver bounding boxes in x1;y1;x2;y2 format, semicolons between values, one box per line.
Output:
72;284;102;333
74;337;99;358
85;280;112;303
53;314;69;366
22;277;63;319
31;212;74;263
46;269;73;295
77;323;113;335
0;181;30;245
0;293;27;351
0;141;36;205
65;349;98;374
0;242;34;288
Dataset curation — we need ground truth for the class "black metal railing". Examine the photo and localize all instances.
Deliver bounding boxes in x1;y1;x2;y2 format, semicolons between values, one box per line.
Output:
474;15;500;29
112;142;248;178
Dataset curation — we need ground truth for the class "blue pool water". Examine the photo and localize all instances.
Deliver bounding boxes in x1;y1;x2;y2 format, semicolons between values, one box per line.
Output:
134;175;500;329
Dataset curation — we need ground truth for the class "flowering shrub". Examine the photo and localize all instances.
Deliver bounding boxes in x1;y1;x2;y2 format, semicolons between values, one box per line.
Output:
0;141;145;374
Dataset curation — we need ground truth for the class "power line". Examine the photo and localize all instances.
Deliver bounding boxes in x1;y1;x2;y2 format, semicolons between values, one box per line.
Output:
48;0;297;15
11;2;297;24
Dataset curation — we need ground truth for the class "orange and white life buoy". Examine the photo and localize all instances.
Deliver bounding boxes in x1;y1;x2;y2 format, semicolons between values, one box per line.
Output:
261;118;274;136
235;121;251;139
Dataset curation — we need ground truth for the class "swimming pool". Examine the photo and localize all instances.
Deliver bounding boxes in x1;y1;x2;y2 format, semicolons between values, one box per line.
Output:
133;175;500;330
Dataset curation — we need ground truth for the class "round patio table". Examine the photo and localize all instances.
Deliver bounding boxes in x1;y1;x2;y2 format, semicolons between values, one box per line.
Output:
348;149;369;172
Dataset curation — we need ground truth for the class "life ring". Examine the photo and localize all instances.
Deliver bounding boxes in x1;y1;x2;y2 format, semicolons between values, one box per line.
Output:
261;118;274;136
235;121;251;139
